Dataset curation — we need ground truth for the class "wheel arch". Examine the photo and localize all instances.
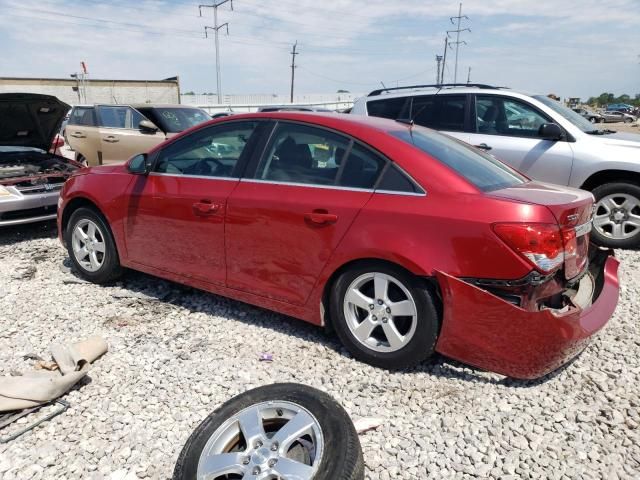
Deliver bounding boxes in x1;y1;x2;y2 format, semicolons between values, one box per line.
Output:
320;257;442;332
61;196;107;236
581;170;640;191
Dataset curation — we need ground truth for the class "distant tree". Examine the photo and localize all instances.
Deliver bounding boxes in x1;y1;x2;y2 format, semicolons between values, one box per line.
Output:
183;91;196;95
337;89;350;93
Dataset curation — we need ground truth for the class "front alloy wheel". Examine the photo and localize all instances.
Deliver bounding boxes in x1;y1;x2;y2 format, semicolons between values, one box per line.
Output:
65;207;122;283
71;218;106;272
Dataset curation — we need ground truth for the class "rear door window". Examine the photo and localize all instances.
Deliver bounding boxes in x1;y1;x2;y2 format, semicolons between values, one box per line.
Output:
97;106;148;129
366;97;410;120
338;144;386;189
411;95;467;132
254;123;351;186
68;107;96;126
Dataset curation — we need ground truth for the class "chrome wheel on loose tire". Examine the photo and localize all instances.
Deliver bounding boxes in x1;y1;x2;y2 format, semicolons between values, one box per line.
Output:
331;262;439;370
592;182;640;249
173;384;364;480
65;207;122;283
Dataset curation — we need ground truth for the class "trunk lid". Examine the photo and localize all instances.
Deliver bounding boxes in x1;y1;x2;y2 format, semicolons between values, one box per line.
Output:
489;181;594;280
0;93;70;151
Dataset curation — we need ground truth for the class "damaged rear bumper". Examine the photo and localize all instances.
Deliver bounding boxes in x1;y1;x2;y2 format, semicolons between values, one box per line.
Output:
434;249;620;380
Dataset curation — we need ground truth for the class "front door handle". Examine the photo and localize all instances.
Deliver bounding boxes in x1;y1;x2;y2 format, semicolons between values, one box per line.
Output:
475;143;493;151
70;132;86;138
103;136;119;143
304;210;338;226
192;201;221;216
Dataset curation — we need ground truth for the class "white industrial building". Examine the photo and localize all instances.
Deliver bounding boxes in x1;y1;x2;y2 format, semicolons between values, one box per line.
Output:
0;76;181;106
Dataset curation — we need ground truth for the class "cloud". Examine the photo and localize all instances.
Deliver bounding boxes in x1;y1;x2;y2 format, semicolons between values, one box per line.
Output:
0;0;638;99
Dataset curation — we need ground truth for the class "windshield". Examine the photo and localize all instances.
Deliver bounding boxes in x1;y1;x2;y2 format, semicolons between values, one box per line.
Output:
391;127;527;192
138;107;211;133
533;95;595;133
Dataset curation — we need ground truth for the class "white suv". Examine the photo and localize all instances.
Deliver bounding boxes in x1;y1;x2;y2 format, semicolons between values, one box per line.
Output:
351;84;640;249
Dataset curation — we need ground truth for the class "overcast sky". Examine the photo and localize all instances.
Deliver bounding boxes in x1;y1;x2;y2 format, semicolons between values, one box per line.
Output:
0;0;639;99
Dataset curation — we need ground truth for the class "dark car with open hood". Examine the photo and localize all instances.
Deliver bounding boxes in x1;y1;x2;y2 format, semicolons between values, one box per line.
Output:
0;93;80;226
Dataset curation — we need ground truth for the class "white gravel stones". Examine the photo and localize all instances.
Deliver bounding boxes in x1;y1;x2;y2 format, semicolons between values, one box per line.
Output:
1;221;639;479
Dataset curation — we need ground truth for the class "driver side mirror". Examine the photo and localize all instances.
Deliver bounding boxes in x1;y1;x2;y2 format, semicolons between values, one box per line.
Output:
538;123;564;141
127;154;150;175
139;119;159;134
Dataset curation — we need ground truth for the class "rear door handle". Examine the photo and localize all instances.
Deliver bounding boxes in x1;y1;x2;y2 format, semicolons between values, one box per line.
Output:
304;211;338;226
192;201;221;216
103;136;119;143
475;143;493;151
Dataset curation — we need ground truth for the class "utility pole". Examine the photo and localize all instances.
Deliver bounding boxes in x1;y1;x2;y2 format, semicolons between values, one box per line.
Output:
290;41;298;103
467;66;471;84
440;37;449;84
435;55;443;84
448;2;470;84
200;0;233;105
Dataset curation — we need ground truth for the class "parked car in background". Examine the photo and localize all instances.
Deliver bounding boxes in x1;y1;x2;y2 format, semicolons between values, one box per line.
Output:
0;93;79;226
59;112;619;379
606;103;634;113
601;110;637;124
65;104;210;166
573;107;604;123
351;84;640;248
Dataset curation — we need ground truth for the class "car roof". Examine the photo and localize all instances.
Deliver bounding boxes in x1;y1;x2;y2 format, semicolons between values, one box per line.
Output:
130;104;204;109
361;85;540;102
203;111;411;135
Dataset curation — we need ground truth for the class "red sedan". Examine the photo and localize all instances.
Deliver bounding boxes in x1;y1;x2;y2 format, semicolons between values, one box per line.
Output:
57;112;620;379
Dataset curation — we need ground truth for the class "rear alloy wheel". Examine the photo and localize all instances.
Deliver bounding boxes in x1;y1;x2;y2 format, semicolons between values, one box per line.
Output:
173;384;364;480
592;182;640;248
331;263;439;369
65;207;122;283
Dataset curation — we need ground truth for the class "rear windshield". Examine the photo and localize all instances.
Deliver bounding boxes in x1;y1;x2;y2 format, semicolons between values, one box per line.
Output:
390;127;527;191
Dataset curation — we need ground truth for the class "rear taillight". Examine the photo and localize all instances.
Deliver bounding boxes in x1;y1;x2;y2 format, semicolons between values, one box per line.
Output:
493;223;565;273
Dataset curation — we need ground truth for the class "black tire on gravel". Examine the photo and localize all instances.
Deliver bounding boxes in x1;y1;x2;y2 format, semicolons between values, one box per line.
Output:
65;207;122;283
173;383;364;480
330;261;440;370
591;182;640;249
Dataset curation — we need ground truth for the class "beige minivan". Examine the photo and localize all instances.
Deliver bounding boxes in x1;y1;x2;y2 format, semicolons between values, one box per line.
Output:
64;104;211;166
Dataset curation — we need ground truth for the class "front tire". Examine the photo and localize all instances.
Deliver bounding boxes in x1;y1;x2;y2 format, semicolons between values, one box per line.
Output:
591;182;640;249
173;384;364;480
330;262;439;370
65;207;122;283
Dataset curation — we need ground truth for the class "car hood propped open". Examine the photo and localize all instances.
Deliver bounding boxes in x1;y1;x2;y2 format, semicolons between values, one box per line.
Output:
0;93;70;151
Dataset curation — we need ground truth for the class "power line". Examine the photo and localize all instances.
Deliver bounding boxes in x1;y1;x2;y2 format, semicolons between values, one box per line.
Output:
447;2;470;83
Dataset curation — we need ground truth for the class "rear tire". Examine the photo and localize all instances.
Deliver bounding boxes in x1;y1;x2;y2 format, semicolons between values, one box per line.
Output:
330;262;439;370
625;117;633;124
65;207;122;283
591;182;640;249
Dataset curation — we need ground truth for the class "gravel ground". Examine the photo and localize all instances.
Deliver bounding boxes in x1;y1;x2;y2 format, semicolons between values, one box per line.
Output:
0;222;639;480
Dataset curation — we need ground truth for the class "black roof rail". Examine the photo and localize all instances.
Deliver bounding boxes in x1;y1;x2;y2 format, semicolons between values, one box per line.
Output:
368;83;499;97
